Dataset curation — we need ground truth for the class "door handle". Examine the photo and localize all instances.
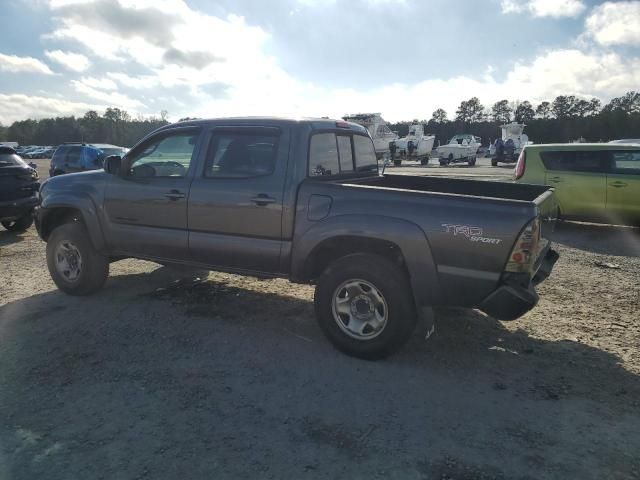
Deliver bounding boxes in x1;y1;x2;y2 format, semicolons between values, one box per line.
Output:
548;177;563;183
609;181;627;188
165;190;185;200
250;194;276;206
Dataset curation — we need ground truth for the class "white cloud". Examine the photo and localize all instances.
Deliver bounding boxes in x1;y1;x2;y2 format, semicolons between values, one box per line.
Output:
71;80;144;109
585;1;640;46
0;93;101;124
76;76;118;90
44;50;91;72
0;52;53;74
501;0;586;18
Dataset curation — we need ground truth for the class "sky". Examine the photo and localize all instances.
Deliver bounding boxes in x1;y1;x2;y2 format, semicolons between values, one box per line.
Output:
0;0;639;124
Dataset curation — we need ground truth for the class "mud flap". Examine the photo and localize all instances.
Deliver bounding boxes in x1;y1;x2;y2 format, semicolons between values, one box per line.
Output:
419;306;436;340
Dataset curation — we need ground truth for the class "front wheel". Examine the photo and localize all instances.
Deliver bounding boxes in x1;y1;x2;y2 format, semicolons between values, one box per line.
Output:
491;159;498;167
420;157;429;166
46;222;109;295
314;253;416;360
1;214;33;232
468;156;476;166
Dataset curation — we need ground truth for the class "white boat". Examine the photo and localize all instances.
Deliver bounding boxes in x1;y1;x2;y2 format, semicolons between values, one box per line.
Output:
436;134;481;166
391;124;436;165
490;122;531;164
342;113;398;159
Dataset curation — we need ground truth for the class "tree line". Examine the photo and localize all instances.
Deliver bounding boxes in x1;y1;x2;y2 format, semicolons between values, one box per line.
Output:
390;91;640;146
0;108;170;147
0;91;638;147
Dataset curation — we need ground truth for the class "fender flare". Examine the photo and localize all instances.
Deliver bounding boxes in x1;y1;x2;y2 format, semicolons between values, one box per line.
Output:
40;193;106;251
291;214;441;307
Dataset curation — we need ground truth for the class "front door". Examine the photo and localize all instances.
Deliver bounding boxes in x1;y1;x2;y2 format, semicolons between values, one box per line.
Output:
187;126;288;273
606;150;640;225
103;127;202;260
542;149;608;220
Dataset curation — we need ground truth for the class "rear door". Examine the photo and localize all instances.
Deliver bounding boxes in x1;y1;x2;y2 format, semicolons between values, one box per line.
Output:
606;150;640;224
103;127;202;260
187;126;289;272
542;150;608;219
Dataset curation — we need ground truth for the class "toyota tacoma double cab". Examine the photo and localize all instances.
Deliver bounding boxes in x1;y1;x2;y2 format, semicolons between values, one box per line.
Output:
36;117;559;359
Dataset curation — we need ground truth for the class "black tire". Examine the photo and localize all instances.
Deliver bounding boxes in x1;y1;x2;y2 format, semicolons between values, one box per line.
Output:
439;160;447;166
468;156;476;166
420;157;429;166
314;253;416;360
491;159;498;167
46;222;109;295
2;214;33;232
393;159;402;167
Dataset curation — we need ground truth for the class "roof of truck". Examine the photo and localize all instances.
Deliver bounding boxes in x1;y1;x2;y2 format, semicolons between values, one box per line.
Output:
156;116;368;133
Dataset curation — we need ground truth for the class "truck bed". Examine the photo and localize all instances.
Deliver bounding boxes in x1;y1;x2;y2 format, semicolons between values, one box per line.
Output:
350;174;549;202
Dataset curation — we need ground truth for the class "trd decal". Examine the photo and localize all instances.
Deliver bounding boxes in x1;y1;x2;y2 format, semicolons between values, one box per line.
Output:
442;224;502;245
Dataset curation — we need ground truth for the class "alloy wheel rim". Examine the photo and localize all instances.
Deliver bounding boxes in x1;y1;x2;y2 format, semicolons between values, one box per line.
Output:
54;240;83;282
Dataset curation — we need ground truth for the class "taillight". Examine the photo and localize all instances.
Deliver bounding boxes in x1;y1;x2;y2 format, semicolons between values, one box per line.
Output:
514;148;526;180
506;218;540;273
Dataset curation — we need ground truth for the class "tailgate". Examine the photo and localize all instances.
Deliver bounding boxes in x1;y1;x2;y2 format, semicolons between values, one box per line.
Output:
534;188;559;248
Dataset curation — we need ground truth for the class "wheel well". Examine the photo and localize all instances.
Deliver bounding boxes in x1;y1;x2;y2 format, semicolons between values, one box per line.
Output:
41;207;84;240
303;236;409;282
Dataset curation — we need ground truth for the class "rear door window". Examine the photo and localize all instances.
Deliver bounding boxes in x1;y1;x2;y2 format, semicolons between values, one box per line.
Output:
611;151;640;175
204;131;279;178
52;146;68;163
540;150;609;173
309;133;340;176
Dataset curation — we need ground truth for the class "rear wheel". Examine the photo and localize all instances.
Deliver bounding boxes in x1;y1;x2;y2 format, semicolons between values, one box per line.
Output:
46;222;109;295
420;157;429;165
314;253;416;360
393;159;402;167
491;159;498;167
468;156;476;166
1;215;33;232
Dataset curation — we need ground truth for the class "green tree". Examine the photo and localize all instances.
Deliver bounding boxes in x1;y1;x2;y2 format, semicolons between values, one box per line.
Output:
455;97;484;123
491;99;513;123
603;91;640;114
551;95;578;119
535;101;552;119
514;101;535;122
586;98;601;116
431;108;448;123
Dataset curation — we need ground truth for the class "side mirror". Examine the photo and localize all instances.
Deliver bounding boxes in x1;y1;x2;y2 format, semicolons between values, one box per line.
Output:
104;155;122;175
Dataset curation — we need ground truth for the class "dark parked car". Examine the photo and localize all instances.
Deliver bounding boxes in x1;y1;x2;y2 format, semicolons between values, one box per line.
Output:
36;118;558;358
0;147;39;232
49;143;127;177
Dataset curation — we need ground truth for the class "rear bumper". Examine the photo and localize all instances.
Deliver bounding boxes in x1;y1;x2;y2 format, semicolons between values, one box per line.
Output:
0;195;39;221
478;249;559;321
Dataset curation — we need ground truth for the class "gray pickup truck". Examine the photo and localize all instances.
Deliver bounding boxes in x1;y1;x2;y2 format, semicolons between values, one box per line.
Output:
36;117;559;358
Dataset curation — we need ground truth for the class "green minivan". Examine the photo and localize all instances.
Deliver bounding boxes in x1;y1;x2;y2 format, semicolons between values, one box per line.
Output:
514;143;640;225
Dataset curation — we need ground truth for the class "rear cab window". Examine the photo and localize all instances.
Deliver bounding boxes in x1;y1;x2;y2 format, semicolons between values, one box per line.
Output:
309;132;377;177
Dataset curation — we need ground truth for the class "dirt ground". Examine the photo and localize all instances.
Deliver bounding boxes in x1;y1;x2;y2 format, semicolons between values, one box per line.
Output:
1;219;639;480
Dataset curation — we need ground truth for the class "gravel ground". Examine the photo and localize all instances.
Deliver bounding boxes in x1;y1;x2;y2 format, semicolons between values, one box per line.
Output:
1;220;639;479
